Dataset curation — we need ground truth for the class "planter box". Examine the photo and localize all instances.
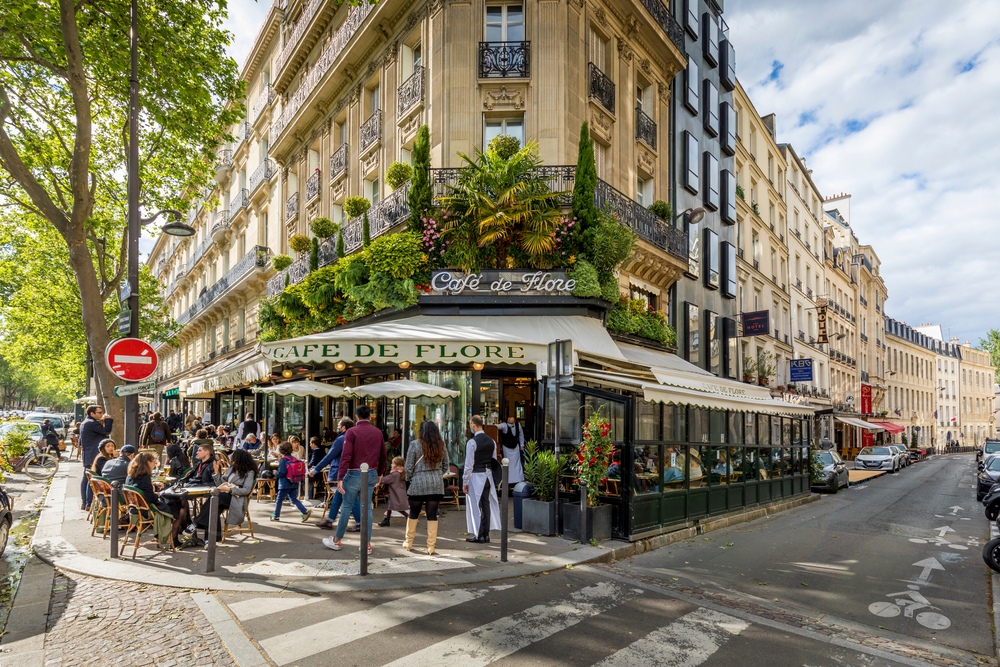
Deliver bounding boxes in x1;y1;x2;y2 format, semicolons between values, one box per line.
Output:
561;503;612;542
522;499;558;536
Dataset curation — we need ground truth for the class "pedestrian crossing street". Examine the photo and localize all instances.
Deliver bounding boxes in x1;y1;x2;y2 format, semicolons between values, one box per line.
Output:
213;570;856;667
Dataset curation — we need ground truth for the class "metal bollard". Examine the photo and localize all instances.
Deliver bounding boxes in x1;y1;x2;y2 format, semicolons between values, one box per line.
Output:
206;489;219;573
110;481;121;559
580;481;587;543
360;463;369;576
500;458;509;563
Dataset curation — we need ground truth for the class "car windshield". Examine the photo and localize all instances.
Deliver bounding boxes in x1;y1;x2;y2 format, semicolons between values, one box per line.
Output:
986;441;1000;454
816;452;835;465
987;458;1000;472
859;447;891;456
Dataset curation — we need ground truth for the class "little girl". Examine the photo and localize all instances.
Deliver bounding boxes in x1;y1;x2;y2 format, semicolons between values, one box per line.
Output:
378;456;409;527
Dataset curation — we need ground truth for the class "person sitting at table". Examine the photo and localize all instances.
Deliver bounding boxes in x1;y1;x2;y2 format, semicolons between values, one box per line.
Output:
187;429;215;461
289;435;306;461
180;442;222;487
607;451;622;480
92;438;117;478
125;452;182;547
663;446;685;484
241;432;260;451
165;443;190;480
388;429;403;457
100;445;137;485
180;449;259;544
377;456;409;527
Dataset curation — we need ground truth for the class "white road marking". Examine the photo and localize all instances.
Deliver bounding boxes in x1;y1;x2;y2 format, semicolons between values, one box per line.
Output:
913;557;944;584
227;595;325;622
934;526;956;537
380;582;642;667
593;607;749;667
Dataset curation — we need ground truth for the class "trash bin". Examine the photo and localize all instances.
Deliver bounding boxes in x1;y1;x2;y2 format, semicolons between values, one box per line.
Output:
512;482;533;530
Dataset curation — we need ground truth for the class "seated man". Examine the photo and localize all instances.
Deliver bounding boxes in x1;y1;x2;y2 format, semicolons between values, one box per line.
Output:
241;432;260;451
100;445;137;485
180;442;220;487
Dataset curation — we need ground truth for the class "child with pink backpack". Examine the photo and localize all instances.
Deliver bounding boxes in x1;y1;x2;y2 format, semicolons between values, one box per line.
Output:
272;441;312;522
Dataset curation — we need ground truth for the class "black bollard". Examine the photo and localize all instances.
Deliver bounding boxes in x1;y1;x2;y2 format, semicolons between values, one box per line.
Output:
360;463;369;576
206;489;219;573
110;481;121;559
501;458;509;563
580;481;587;543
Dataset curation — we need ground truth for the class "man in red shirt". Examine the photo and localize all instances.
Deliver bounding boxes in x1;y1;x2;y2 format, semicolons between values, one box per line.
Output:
323;405;386;554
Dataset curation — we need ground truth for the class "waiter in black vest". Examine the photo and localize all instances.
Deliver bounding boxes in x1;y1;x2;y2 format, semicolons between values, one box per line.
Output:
495;415;525;484
463;415;501;543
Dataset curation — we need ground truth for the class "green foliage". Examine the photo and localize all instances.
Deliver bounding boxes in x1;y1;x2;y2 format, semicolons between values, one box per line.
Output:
362;210;371;247
386;161;413;191
289;234;311;255
274;285;310;320
408;125;433;233
522;441;568;502
978;329;1000;369
756;350;777;383
599;272;621;303
586;210;637;274
605;297;675;344
272;254;293;271
309;217;338;238
648;200;672;220
344;196;371;219
571;122;599;234
488;134;521;160
334;254;370;293
569;260;601;298
336;227;345;258
736;184;746;200
348;272;420;312
809;450;825;485
310;237;320;272
298;266;339;311
363;232;426;279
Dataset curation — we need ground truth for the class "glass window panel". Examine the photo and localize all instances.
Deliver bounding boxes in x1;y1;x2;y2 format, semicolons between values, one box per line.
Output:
771;447;787;478
782;418;792;447
666;404;681;442
484;119;503;145
544;387;583;443
689;407;708;443
709;446;729;484
662;445;686;491
756;446;771;480
409;369;473;467
793;419;801;446
728;447;745;483
710;410;725;443
637;400;661;441
504;118;524;145
506;5;524;40
771;418;781;447
632;444;658;496
744;412;755;445
728;412;742;444
485;6;503;40
757;414;770;446
689;445;708;488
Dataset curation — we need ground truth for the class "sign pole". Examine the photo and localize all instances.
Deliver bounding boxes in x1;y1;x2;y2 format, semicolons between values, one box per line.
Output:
553;341;560;516
125;0;141;450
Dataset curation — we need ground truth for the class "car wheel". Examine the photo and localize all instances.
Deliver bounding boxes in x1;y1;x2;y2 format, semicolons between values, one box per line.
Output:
0;517;10;557
987;502;1000;522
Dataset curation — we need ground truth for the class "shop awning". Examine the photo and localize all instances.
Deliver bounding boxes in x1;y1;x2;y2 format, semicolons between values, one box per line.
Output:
73;395;97;405
257;315;624;369
183;348;271;397
352;379;460;399
836;416;884;431
254;380;353;398
872;421;906;434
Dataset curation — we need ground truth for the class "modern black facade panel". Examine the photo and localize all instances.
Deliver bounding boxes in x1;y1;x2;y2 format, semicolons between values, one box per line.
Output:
702;13;719;67
720;101;736;155
720;168;736;224
720;39;736;92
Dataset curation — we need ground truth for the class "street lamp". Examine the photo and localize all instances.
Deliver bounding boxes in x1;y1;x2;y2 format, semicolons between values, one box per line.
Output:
676;207;707;225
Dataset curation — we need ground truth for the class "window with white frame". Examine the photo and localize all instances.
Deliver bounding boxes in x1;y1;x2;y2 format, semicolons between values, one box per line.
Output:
485;4;524;41
636;177;651;206
484;115;524;148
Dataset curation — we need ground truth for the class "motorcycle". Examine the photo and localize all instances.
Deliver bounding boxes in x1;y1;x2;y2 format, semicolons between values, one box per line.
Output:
984;531;1000;574
982;482;1000;522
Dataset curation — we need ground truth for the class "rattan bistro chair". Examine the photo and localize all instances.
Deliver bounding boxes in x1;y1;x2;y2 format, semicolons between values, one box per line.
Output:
120;486;175;559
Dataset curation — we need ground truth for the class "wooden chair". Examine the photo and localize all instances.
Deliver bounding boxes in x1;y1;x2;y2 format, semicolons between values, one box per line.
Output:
221;505;255;543
372;482;386;508
84;470;95;521
68;436;81;461
120;486;175;558
254;478;276;502
444;466;461;508
216;451;231;468
603;479;621;496
89;477;128;538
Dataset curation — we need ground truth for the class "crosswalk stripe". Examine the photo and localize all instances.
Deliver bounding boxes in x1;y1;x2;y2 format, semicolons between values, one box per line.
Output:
259;585;515;666
593;607;750;667
227;595;324;622
380;581;642;667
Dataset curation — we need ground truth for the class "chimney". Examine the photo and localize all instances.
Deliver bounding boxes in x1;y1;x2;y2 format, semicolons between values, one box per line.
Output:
762;113;777;139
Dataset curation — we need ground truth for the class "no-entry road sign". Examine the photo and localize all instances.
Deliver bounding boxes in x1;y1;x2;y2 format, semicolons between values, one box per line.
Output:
105;338;158;382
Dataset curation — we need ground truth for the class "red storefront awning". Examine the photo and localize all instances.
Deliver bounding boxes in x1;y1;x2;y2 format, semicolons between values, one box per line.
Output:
873;422;906;434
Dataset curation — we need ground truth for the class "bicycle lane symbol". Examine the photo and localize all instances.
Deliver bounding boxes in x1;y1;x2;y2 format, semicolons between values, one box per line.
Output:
869;557;951;630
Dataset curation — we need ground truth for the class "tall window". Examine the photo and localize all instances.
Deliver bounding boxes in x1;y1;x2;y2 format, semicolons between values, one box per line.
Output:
484;116;524;148
485;4;524;41
636;177;651;206
686;302;700;366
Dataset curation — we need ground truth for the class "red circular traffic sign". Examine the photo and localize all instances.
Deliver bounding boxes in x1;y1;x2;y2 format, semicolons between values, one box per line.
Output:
105;338;158;382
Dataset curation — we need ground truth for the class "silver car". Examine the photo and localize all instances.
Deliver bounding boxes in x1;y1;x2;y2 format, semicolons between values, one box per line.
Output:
888;445;909;469
855;446;898;473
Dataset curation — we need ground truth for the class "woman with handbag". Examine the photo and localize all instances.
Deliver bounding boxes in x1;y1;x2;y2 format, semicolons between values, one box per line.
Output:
403;421;449;554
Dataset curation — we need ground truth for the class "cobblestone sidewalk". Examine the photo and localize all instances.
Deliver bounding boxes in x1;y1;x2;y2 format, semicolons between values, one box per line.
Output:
594;563;995;667
41;572;240;667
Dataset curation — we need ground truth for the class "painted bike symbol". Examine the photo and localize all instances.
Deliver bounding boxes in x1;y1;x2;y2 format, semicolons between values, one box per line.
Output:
868;586;951;630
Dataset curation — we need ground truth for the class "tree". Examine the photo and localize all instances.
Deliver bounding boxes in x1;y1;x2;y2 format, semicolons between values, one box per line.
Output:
0;0;242;441
362;210;371;247
407;125;432;232
979;329;1000;369
571;122;598;234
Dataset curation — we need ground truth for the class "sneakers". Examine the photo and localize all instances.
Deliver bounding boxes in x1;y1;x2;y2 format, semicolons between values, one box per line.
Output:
322;536;342;551
179;523;198;543
300;509;312;523
377;518;390;527
270;514;280;521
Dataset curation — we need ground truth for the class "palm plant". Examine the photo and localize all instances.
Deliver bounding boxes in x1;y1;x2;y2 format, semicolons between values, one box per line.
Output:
437;141;567;270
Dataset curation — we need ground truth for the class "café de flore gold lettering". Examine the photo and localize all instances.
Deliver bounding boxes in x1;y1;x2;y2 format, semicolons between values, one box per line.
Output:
266;341;531;365
430;270;576;295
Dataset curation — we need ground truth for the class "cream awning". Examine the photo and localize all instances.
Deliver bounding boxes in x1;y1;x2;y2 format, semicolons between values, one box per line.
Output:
352;379;460;399
837;416;884;431
73;395;97;405
184;348;272;397
258;315;624;368
254;380;354;398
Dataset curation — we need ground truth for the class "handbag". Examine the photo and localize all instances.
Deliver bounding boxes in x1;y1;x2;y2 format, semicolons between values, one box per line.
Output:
406;456;423;491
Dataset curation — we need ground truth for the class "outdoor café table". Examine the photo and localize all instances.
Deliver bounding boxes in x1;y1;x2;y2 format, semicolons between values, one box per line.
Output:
160;484;214;518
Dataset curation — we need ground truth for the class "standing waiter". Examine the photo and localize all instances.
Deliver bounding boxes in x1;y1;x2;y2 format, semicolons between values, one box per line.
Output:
463;415;500;543
494;415;525;484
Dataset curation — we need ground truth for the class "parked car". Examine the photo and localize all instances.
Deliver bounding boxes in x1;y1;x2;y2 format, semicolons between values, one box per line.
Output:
25;412;67;439
0;484;11;556
889;446;909;468
0;421;44;443
811;450;849;493
977;456;1000;501
855;446;898;473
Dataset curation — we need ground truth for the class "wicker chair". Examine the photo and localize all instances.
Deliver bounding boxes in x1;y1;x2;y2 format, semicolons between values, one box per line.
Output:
444;465;461;508
119;486;175;558
221;505;255;543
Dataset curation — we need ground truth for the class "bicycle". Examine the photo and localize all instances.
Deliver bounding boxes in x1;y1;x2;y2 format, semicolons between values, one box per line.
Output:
1;441;59;480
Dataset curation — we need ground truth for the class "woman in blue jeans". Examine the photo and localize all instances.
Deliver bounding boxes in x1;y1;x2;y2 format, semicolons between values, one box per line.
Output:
271;441;312;522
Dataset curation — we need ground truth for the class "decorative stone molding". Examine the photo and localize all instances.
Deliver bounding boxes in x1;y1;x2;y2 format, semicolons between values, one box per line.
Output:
383;40;398;67
640;58;652;76
637;146;654;178
331;179;347;203
617;38;634;62
429;0;443;16
658;81;670;105
400;112;422;145
361;150;380;178
625;14;639;39
350;84;361;106
366;56;384;77
589;104;613;145
403;8;424;33
594;7;606;25
483;85;525;111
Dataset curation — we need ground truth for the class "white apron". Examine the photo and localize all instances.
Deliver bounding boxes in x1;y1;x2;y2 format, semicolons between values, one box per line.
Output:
465;471;501;534
502;445;525;484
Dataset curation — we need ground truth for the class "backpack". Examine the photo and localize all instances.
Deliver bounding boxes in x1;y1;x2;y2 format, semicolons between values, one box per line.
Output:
283;456;306;484
148;421;168;444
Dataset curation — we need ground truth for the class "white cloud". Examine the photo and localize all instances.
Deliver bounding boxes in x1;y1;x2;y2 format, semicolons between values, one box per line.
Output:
727;0;1000;345
224;0;274;71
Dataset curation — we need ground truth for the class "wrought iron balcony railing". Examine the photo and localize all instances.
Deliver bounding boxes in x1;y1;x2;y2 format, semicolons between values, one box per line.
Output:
266;253;312;298
330;143;348;183
187;234;213;273
177;246;270;325
636;0;686;54
478;41;530;78
249;84;275;125
274;0;321;76
635;106;656;149
360;109;382;153
215;149;233;171
286;192;299;222
397;66;424;116
306;170;321;204
249;158;276;194
229;188;249;218
211;210;229;236
589;63;615;114
343;182;411;254
595;179;687;260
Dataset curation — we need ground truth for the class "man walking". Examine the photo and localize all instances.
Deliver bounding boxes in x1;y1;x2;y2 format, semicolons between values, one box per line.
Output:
140;411;172;449
463;415;500;543
323;406;386;553
79;405;114;510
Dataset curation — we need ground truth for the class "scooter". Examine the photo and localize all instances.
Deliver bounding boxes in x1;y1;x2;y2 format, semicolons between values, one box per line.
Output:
983;519;1000;574
983;482;1000;522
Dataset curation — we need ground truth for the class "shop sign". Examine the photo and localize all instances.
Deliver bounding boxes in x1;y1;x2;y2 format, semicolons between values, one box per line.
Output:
861;384;873;414
265;341;536;365
161;387;180;399
789;359;813;382
429;270;576;296
700;382;752;398
741;310;770;336
817;306;829;344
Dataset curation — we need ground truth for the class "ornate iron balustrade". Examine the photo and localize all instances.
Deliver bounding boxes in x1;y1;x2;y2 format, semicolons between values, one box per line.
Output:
178;246;270;325
397;66;424;117
342;182;412;254
306;170;320;204
215;149;233;170
589;62;615;114
233;120;247;148
187;234;213;272
249;158;276;194
211;210;229;237
595;179;687;260
478;42;530;78
157;258;167;274
274;0;321;76
635;106;656;149
230;188;249;218
266;253;311;298
636;0;686;54
271;3;375;142
360;109;382;153
330;143;347;182
249;84;275;125
431;165;575;200
286;192;299;221
318;234;338;267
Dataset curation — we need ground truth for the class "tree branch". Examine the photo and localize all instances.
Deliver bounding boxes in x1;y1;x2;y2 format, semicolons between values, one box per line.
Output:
17;35;69;79
57;0;94;229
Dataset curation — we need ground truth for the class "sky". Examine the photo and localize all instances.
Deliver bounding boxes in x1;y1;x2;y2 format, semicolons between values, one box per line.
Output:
726;0;1000;346
197;0;1000;345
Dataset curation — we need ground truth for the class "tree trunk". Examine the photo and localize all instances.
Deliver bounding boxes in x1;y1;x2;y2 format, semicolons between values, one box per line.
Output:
64;226;124;444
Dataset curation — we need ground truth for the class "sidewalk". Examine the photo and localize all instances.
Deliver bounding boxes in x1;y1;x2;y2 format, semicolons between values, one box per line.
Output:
32;462;609;593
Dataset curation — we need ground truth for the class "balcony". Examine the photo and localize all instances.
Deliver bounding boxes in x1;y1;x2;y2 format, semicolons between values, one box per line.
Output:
595;179;687;261
267;253;311;298
343;182;412;254
274;0;322;77
397;66;425;117
249;84;275;126
753;260;759;270
796;278;802;290
860;332;868;343
635;106;656;150
360;108;382;154
860;295;868;307
479;42;530;78
286;192;299;222
588;63;615;115
330;143;348;183
431;165;575;203
635;0;686;54
177;246;270;326
214;149;233;183
229;188;249;220
737;247;744;259
210;210;229;244
187;234;213;273
797;330;805;342
306;169;321;204
249;158;276;195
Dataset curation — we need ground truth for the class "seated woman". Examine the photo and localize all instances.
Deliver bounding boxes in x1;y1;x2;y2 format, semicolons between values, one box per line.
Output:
165;443;190;480
92;438;117;478
181;449;258;544
606;451;622;480
125;452;182;546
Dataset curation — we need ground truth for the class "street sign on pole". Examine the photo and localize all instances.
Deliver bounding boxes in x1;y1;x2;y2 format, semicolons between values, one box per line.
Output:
105;338;158;382
113;380;157;398
117;310;132;336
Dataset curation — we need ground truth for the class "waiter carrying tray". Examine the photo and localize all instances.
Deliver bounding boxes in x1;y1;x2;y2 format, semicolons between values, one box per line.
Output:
463;415;501;543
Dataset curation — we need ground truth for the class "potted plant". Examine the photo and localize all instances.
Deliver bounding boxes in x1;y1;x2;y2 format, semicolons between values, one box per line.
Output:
742;356;756;384
756;350;776;387
561;411;614;542
787;382;797;394
521;440;564;535
289;234;311;255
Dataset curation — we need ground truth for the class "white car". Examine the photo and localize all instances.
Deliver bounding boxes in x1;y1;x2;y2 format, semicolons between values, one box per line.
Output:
855;446;898;473
888;445;909;468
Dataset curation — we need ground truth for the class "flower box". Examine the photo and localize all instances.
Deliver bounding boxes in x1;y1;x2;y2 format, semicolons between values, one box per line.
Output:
561;503;612;542
522;499;558;535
